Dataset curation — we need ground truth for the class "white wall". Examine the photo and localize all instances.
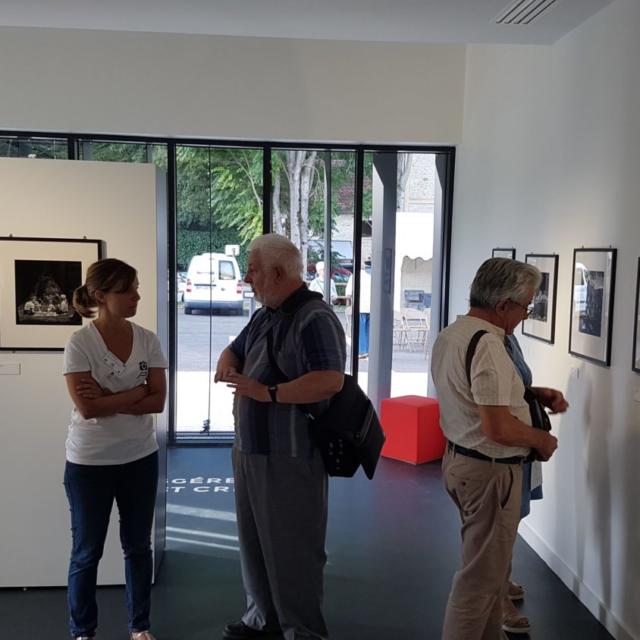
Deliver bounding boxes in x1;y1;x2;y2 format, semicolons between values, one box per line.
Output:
0;158;166;586
0;27;465;145
451;1;640;638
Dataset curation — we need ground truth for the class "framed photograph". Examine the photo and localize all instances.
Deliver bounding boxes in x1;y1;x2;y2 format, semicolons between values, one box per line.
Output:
492;247;516;259
522;254;558;344
0;237;103;351
569;248;617;366
633;259;640;373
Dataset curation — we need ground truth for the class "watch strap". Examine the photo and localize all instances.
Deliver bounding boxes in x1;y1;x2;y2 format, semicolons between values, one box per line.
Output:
268;384;278;403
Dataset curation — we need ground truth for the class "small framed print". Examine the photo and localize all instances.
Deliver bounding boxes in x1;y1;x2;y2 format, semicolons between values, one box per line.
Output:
522;254;558;344
633;259;640;373
0;236;103;351
492;248;516;259
569;247;617;366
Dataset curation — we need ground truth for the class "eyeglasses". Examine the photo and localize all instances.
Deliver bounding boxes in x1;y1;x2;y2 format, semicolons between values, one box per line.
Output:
508;299;534;316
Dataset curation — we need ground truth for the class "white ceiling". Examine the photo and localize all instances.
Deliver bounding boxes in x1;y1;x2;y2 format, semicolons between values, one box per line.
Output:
0;0;613;45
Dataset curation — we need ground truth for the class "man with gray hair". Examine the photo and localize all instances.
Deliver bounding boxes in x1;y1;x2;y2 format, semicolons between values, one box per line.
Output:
431;258;564;640
215;234;346;640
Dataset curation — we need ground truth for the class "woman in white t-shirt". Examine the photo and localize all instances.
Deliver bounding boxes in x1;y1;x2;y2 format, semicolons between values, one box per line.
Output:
63;258;167;640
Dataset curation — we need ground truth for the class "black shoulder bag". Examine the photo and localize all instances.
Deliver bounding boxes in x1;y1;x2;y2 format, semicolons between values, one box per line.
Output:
465;330;551;461
265;295;385;479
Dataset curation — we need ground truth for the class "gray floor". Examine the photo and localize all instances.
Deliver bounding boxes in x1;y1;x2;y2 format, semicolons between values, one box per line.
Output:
0;447;613;640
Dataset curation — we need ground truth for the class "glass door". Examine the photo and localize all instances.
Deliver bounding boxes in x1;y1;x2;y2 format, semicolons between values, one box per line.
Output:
270;148;357;374
175;145;263;439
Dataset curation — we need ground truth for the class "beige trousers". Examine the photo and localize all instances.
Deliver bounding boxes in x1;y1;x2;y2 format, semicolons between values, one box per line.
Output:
441;448;522;640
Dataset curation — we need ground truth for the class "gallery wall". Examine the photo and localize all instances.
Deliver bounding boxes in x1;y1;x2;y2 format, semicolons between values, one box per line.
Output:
0;26;465;145
0;158;166;586
451;1;640;638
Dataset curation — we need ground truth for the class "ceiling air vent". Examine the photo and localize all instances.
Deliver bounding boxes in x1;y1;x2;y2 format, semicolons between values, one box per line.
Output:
494;0;559;25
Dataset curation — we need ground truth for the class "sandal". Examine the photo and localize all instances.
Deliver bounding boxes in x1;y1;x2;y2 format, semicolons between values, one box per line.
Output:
508;580;525;601
502;597;530;634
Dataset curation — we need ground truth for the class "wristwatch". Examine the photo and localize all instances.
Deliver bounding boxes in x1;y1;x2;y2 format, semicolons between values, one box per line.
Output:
268;384;278;403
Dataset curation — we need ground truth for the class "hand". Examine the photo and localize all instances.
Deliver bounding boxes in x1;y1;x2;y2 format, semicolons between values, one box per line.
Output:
214;365;237;383
537;388;569;414
225;372;270;402
76;377;109;399
535;432;558;461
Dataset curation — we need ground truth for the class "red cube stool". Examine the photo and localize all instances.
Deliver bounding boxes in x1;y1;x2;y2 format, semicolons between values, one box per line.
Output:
380;395;446;464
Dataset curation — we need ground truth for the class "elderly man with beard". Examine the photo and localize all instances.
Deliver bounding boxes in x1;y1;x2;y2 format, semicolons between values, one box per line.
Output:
215;234;346;640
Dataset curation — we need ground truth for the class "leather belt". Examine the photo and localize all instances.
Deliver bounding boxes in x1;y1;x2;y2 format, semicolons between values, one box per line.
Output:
447;440;525;465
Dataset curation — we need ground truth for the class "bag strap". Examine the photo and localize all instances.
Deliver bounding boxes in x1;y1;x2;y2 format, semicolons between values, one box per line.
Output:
264;288;327;421
266;327;289;382
465;329;489;387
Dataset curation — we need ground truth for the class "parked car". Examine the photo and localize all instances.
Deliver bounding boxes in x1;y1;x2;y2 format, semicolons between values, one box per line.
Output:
184;253;244;315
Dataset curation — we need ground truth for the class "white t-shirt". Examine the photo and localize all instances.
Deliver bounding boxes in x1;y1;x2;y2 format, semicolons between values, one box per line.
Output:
345;269;371;313
308;276;338;303
431;315;531;458
63;322;168;465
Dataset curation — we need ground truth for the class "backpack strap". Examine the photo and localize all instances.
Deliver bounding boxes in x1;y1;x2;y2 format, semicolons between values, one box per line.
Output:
465;329;489;387
264;286;324;375
266;327;289;382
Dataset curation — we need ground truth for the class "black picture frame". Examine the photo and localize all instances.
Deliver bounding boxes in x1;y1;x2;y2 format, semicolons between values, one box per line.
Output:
633;258;640;373
0;236;103;351
569;247;617;366
492;247;516;259
522;254;558;344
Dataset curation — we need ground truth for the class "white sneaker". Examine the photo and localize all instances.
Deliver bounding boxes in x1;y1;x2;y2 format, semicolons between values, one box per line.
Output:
131;632;156;640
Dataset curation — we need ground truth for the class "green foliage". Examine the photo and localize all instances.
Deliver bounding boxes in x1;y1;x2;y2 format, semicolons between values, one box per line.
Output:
87;143;147;163
0;138;67;159
333;153;373;221
176;146;211;228
211;149;263;244
80;142;167;169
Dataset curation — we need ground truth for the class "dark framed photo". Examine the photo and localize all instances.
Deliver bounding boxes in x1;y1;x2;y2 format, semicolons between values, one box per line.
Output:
492;247;516;259
633;259;640;373
0;237;103;351
522;254;558;344
569;248;617;366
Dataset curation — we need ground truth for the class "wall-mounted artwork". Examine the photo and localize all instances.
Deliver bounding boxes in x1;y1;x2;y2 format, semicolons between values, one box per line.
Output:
0;237;102;351
522;254;558;344
569;247;617;366
633;259;640;373
492;247;516;259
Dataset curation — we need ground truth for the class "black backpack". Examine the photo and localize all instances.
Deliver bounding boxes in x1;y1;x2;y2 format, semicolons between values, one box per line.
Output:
265;291;385;479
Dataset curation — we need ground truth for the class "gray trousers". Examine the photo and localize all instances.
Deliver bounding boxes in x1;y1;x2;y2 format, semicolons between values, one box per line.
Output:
441;448;522;640
232;447;329;640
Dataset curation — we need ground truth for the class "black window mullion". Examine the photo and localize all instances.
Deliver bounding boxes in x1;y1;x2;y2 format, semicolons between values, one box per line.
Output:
351;147;364;377
67;136;77;160
167;141;178;444
263;144;272;234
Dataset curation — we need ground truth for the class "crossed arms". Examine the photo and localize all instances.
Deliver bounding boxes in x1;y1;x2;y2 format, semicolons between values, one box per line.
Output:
65;369;167;420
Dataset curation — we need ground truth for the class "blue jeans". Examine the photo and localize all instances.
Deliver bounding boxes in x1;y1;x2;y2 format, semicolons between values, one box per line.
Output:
520;460;543;519
63;452;158;638
358;313;370;355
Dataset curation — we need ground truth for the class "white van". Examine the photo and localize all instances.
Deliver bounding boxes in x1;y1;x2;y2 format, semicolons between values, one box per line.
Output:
184;252;244;315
